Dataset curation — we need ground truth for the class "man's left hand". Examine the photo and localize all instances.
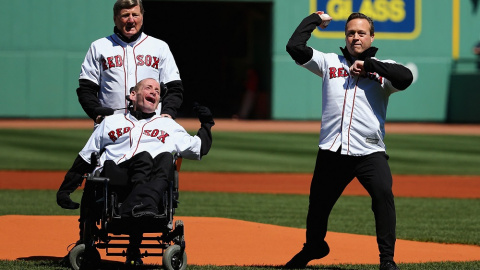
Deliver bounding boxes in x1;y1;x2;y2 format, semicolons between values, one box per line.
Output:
350;60;366;76
193;103;215;125
57;192;80;210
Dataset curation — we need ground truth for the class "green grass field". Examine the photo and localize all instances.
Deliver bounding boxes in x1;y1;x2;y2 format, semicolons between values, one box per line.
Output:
1;129;480;174
0;129;479;269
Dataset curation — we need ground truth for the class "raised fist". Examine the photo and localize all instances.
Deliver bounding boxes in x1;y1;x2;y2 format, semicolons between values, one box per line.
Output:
193;102;215;125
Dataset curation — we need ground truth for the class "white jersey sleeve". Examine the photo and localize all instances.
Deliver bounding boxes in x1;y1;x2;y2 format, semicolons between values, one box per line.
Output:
155;42;181;84
169;121;202;160
79;42;102;86
302;48;329;77
79;119;106;164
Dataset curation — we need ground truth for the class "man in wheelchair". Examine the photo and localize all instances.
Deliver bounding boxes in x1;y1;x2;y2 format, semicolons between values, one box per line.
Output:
56;78;214;266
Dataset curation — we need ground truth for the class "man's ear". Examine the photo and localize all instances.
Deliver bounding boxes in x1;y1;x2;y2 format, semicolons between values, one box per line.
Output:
129;91;137;102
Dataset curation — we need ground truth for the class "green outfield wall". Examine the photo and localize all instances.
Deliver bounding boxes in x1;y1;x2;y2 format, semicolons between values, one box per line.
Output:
1;0;480;122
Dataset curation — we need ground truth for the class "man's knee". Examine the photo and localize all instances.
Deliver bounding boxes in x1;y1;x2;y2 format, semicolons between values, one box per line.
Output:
153;152;174;167
132;151;154;165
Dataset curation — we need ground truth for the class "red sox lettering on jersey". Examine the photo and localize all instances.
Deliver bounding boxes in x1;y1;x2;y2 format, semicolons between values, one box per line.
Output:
107;127;170;143
143;129;170;143
328;67;349;78
329;66;383;84
108;127;131;142
101;55;161;71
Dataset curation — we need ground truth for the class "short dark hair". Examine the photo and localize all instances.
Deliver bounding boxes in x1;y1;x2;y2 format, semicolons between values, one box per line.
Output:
113;0;144;17
345;12;374;35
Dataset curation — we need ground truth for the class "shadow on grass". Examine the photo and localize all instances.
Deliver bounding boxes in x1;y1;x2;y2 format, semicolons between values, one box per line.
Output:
241;265;357;270
17;256;162;269
16;257;360;270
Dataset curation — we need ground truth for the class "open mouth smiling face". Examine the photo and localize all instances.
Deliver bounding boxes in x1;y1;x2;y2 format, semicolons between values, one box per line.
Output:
130;79;161;114
145;95;156;105
140;91;160;112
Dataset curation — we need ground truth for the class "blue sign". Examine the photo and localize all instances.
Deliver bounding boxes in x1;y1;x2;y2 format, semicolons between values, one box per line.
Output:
311;0;421;39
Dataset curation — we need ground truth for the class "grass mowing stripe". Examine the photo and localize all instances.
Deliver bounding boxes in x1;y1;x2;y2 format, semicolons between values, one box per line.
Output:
0;129;91;171
1;129;480;174
386;134;480;175
1;190;478;246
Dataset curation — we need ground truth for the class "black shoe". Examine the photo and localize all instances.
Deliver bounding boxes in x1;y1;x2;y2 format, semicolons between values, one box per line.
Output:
284;243;330;269
131;203;159;218
380;260;400;270
125;248;143;267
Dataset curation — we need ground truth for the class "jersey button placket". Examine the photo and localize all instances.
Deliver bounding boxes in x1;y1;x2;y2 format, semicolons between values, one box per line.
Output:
341;83;355;154
126;45;134;84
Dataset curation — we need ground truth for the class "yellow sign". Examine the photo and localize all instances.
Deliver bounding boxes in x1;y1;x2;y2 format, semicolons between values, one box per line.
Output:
311;0;422;39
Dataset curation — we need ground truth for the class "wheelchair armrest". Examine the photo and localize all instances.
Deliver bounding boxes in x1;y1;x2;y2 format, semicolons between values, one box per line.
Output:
85;173;110;183
174;157;183;172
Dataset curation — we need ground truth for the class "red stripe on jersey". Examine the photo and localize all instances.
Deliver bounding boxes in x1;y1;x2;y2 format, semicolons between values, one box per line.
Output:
131;116;159;157
133;35;149;85
346;78;360;154
329;75;351;151
111;38;129;114
124;114;136;148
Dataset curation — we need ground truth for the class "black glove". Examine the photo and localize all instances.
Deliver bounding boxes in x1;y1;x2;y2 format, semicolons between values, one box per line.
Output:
56;155;91;210
94;107;115;116
193;102;214;125
56;191;80;210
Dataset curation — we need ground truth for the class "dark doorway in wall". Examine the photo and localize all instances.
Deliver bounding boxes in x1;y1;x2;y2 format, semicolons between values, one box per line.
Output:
143;1;272;119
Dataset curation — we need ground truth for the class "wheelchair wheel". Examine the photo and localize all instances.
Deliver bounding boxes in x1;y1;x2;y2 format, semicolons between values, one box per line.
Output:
162;244;187;270
69;244;101;270
173;220;184;244
174;219;183;229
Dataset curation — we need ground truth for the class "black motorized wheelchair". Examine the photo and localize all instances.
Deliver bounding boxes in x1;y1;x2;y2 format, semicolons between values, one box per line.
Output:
68;153;187;270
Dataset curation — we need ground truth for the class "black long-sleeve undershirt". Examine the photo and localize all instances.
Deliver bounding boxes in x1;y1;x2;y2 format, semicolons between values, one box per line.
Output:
286;13;321;65
197;122;214;157
76;79;102;120
363;58;413;90
161;80;184;118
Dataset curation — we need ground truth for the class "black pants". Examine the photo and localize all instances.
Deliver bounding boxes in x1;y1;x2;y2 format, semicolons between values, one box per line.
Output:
306;149;396;262
117;151;172;218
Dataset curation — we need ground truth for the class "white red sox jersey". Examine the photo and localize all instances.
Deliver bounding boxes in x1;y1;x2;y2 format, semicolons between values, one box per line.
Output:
302;49;401;156
79;32;181;115
79;112;201;173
